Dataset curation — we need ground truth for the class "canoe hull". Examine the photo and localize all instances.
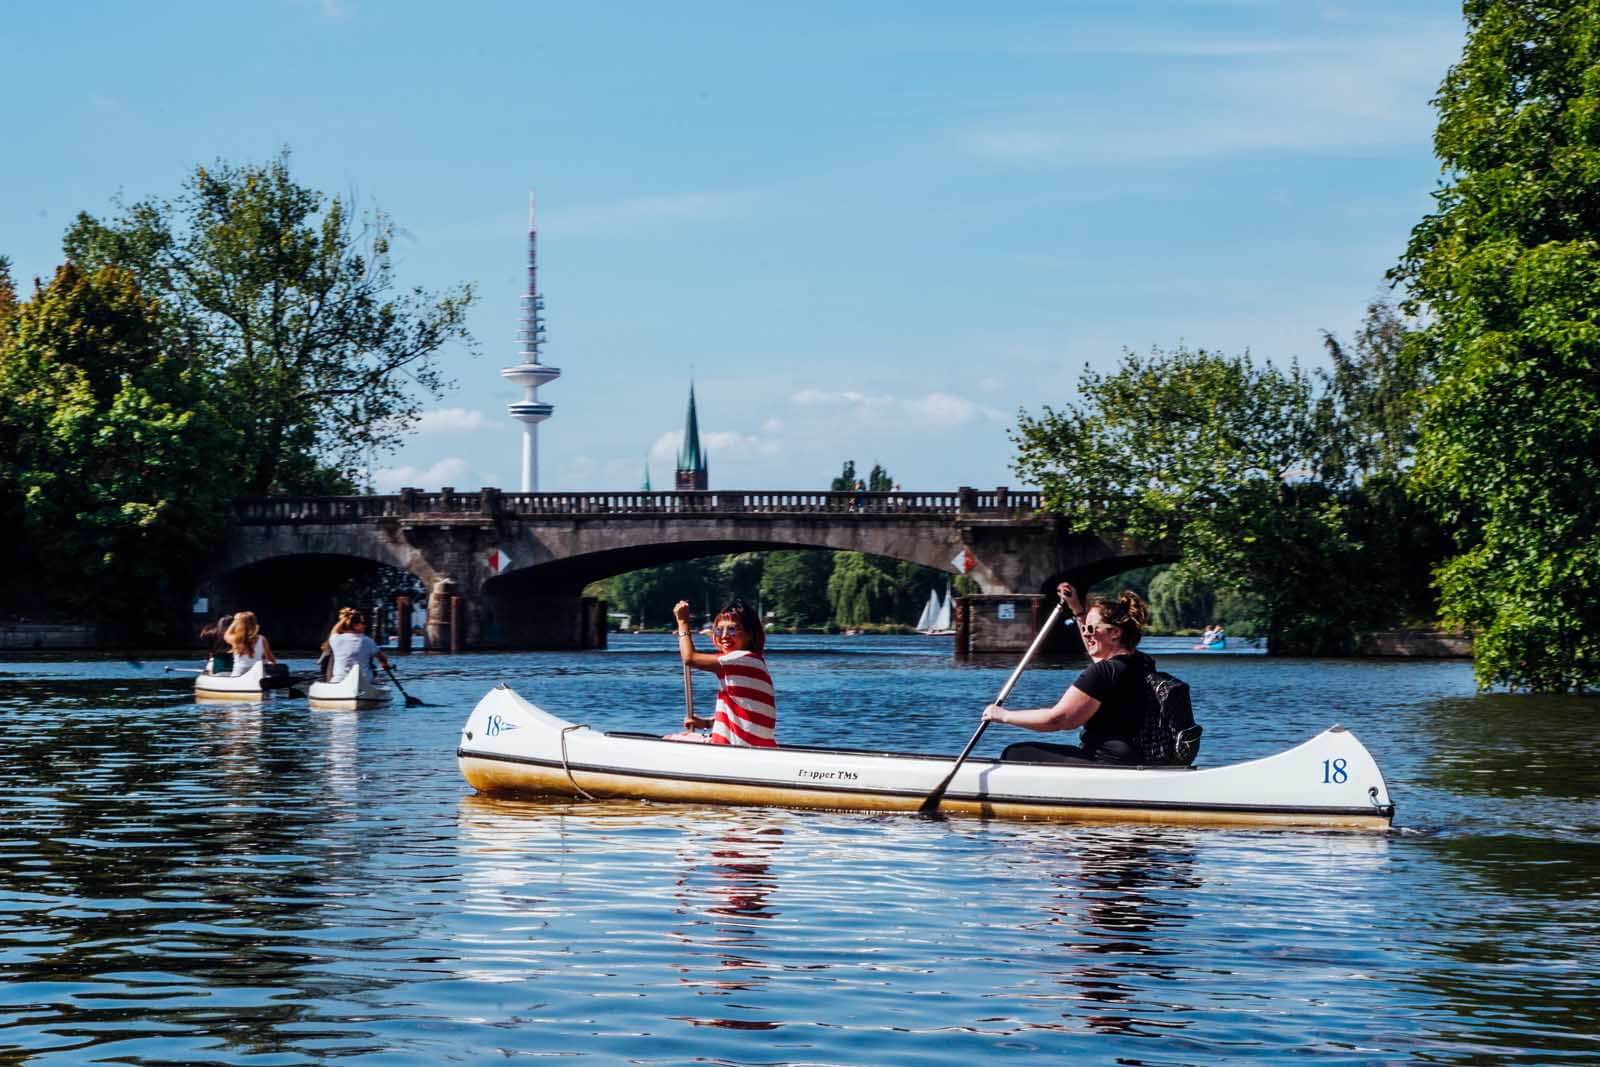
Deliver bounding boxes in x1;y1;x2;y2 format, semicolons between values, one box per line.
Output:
195;661;269;701
306;664;390;710
457;686;1395;830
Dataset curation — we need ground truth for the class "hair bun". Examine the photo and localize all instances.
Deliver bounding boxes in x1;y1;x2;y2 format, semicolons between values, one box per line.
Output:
1119;590;1150;629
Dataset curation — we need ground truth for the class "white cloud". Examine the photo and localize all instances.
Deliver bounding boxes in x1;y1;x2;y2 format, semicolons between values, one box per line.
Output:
651;431;682;464
788;388;1007;429
905;393;997;425
648;427;783;465
704;429;783;459
760;417;785;434
958;23;1461;165
789;388;895;413
373;456;469;492
413;407;488;434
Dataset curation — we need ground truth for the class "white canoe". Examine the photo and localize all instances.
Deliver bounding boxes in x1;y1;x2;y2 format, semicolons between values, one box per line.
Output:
193;661;289;701
456;685;1396;830
306;664;391;709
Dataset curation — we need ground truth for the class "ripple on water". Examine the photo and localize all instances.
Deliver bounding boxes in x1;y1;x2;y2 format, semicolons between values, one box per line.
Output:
1;644;1597;1063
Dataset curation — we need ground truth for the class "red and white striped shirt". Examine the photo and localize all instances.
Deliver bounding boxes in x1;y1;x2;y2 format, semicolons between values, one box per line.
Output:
710;650;777;747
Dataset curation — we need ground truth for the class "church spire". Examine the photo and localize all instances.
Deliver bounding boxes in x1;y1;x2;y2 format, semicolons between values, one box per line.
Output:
675;383;709;490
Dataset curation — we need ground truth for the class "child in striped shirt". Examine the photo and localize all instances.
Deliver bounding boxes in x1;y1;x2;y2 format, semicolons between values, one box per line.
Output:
671;598;777;747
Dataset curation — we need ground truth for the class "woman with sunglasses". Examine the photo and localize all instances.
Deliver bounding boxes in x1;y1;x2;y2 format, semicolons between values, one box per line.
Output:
982;580;1154;764
670;598;777;747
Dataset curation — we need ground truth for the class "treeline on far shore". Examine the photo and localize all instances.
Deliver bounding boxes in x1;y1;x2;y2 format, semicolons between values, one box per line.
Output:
588;555;1260;638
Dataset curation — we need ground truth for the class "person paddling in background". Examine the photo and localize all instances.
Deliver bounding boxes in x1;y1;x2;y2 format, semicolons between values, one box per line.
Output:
225;610;277;677
671;598;777;746
983;581;1155;764
200;614;234;675
328;606;389;683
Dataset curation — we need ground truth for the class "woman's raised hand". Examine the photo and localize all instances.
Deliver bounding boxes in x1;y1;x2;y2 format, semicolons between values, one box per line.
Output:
672;600;691;626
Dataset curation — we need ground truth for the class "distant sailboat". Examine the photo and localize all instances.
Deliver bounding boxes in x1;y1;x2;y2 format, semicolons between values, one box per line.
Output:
919;587;955;635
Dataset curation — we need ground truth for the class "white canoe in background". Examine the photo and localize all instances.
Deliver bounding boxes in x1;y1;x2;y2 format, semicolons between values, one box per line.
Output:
456;686;1396;830
307;664;391;709
193;661;291;701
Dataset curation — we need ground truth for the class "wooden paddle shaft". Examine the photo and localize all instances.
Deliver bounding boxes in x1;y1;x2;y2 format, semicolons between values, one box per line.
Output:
920;599;1067;812
992;599;1068;707
682;662;695;728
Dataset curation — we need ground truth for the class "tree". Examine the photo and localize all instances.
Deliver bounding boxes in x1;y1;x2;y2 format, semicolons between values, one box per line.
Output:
0;264;235;632
760;550;835;627
830;460;858;492
1389;1;1600;690
826;552;897;627
609;558;720;629
1321;300;1450;630
0;255;17;325
868;463;893;491
63;150;476;494
1011;346;1371;653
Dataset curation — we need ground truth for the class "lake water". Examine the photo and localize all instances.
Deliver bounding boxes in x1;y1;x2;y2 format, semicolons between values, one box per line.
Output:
1;634;1596;1064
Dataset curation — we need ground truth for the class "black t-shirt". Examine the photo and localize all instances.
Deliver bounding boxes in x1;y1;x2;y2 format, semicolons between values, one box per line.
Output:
1071;651;1154;754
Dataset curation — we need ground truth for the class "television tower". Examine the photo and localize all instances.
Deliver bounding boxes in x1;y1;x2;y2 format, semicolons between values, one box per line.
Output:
501;191;560;492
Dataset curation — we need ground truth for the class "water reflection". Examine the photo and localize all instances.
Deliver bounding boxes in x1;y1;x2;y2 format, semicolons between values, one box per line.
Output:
0;696;407;1061
1022;831;1199;1037
670;820;784;1030
1417;694;1600;802
9;643;1600;1064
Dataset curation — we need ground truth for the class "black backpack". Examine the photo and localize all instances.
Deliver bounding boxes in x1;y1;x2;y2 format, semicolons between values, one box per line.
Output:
1140;670;1203;765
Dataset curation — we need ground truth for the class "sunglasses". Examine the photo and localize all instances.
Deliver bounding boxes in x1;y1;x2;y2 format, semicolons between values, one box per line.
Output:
713;625;742;637
1080;622;1120;636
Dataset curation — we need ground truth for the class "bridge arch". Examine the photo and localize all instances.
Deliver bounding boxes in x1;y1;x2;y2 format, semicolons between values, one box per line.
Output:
217;489;1160;649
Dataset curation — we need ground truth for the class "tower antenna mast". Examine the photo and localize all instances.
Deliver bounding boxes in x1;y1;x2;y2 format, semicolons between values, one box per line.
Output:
501;190;561;491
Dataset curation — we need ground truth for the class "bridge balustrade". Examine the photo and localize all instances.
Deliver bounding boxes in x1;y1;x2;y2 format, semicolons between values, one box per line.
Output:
233;487;1043;522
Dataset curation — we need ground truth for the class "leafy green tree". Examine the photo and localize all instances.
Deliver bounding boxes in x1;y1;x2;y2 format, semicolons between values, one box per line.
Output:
609;558;720;629
0;264;235;633
1011;346;1369;653
0;256;17;325
1147;567;1209;632
1389;1;1600;691
868;463;893;492
63;150;476;494
713;552;765;611
760;550;835;628
1322;299;1428;481
827;551;897;627
1321;300;1449;629
830;460;858;492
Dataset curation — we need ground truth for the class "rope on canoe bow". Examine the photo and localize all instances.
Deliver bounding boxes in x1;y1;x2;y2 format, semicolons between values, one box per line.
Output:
560;724;596;800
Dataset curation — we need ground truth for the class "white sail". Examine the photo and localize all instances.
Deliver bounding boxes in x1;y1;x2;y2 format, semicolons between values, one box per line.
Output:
914;589;940;632
932;588;952;631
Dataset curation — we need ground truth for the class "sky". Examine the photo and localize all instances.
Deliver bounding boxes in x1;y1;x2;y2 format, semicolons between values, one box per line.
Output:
2;1;1466;494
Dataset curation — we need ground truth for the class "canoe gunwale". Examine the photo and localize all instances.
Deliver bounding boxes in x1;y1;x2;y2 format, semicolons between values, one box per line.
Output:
601;729;1200;772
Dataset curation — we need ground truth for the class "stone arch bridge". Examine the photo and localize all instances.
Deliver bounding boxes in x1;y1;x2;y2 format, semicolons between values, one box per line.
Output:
203;486;1165;649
